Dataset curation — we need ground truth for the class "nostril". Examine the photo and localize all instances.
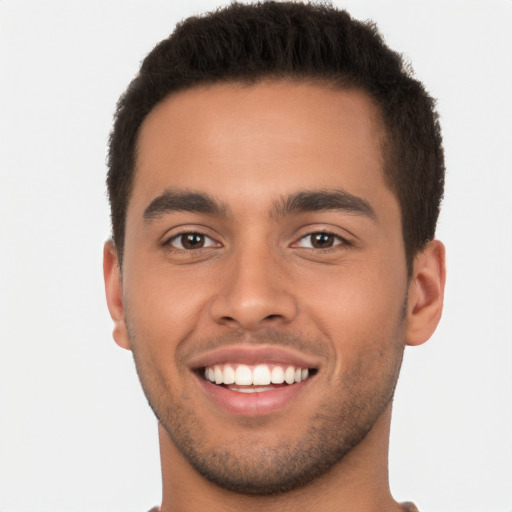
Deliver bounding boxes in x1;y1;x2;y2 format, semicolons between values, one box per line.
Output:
210;290;298;329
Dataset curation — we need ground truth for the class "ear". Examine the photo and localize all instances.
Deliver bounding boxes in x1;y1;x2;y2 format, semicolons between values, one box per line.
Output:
103;240;132;350
405;240;446;346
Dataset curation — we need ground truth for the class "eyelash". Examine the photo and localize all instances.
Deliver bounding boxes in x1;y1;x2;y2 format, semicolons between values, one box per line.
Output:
294;230;350;251
163;229;350;252
164;231;219;251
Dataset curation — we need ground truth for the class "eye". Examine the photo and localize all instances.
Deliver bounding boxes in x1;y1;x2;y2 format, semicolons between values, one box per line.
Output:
296;232;346;249
167;232;219;250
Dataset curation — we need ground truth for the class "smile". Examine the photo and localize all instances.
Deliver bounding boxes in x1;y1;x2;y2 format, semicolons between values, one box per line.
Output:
190;345;321;416
203;363;312;392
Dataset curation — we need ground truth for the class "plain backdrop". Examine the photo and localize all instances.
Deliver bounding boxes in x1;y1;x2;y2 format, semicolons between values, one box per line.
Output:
0;1;511;511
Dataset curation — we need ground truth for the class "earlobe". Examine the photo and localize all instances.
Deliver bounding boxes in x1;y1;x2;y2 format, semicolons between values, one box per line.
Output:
405;240;446;346
103;241;132;351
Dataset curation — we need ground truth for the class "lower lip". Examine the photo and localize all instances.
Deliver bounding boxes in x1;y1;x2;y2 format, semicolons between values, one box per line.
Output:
196;375;311;416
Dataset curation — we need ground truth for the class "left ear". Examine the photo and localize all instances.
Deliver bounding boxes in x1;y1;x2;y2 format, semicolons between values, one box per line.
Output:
405;239;446;346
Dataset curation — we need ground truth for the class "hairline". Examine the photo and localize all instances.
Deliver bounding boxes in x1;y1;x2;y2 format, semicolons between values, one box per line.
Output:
115;76;410;269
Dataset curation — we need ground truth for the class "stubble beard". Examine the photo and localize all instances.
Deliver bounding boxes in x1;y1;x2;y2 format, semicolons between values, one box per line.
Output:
129;325;405;496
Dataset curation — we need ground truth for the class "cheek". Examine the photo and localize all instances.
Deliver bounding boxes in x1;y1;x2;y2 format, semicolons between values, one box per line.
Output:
299;263;407;369
123;265;212;358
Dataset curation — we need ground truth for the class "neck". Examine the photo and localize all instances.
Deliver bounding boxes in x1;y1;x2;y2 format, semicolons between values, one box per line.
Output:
157;404;403;512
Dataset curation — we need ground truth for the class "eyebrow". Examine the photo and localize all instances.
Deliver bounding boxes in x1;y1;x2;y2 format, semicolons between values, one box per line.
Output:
143;188;376;223
272;189;376;220
143;190;228;221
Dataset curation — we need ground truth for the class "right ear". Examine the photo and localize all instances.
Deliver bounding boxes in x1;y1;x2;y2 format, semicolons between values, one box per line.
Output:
103;241;132;350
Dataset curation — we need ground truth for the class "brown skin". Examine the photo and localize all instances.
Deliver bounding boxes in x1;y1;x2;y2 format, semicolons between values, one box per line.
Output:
104;81;445;512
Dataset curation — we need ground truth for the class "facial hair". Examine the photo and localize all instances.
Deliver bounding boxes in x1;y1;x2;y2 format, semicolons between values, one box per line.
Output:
128;321;406;496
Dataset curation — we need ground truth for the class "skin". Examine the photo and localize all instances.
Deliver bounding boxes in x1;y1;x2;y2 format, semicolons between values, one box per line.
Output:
104;81;445;512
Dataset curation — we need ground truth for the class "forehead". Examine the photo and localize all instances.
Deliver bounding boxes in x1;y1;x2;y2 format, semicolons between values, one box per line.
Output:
131;81;391;218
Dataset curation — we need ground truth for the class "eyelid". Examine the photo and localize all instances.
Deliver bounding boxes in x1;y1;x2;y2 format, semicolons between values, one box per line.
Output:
162;226;223;250
170;233;218;250
290;225;354;249
295;232;348;249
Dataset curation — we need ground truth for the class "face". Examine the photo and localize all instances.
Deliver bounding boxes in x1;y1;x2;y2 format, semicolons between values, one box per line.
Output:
107;81;413;494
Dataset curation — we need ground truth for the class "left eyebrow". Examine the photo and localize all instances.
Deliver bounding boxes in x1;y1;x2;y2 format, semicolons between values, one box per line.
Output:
272;189;377;220
143;190;228;222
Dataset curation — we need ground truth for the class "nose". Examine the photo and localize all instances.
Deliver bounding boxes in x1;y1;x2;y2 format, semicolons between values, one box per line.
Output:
209;246;299;330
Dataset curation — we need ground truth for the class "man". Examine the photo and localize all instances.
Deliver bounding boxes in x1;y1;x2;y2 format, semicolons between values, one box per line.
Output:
103;2;445;511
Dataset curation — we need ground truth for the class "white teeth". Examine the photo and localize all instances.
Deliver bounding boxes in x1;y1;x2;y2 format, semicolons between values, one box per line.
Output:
229;386;274;393
253;364;271;385
223;365;235;385
204;363;312;386
271;366;285;384
214;365;223;384
284;366;295;384
235;364;253;385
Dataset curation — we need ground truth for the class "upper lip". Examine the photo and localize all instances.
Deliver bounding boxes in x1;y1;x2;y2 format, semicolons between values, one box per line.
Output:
187;344;323;370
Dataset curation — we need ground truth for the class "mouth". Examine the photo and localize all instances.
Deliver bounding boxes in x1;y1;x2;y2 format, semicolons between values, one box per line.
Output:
189;346;320;416
201;363;316;393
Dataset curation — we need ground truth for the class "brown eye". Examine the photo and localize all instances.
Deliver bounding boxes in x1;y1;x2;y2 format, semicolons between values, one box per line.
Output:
169;233;217;250
296;232;345;249
310;233;335;248
181;233;205;249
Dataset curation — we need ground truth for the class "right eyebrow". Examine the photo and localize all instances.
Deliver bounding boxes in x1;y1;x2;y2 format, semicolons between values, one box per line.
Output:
143;190;228;222
272;189;377;221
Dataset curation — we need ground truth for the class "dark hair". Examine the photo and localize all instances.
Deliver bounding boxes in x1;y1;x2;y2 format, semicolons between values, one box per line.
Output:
107;1;444;271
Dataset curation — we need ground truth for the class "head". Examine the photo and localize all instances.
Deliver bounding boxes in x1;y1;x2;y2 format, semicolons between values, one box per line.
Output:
107;1;444;272
104;1;446;500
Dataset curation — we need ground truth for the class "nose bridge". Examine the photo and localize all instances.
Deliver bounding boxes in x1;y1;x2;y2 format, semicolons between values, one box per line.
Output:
209;237;298;329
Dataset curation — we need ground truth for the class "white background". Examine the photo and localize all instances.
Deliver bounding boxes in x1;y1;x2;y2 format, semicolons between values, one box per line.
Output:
0;1;511;511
